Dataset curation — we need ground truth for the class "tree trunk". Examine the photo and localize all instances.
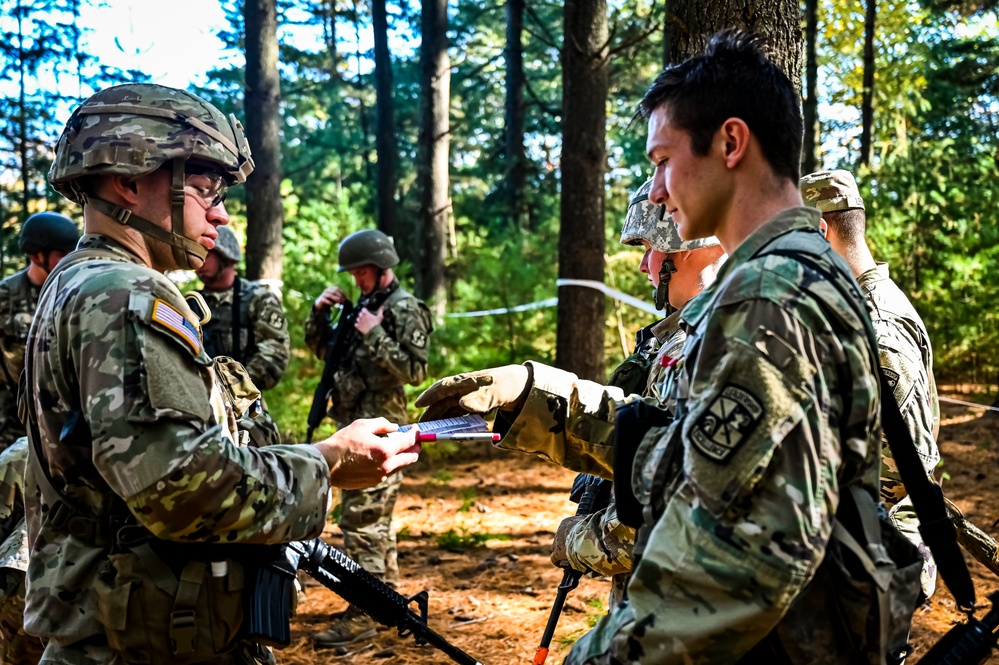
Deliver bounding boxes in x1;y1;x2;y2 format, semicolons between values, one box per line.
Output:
860;0;876;166
556;0;608;382
244;0;284;282
16;2;29;228
416;0;450;310
505;0;527;229
352;0;373;189
802;0;819;175
664;0;802;90
372;0;397;237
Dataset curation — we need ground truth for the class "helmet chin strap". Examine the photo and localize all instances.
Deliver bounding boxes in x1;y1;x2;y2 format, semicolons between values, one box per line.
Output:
81;158;209;269
653;256;677;315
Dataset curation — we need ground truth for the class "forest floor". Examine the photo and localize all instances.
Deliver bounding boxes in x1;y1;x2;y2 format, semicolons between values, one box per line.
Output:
278;386;999;665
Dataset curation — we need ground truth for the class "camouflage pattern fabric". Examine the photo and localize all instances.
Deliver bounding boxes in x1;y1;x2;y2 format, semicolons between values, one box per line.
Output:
199;279;290;391
305;282;431;581
799;170;865;213
860;263;941;597
500;209;883;664
620;179;719;252
0;272;39;450
23;234;332;650
0;438;43;665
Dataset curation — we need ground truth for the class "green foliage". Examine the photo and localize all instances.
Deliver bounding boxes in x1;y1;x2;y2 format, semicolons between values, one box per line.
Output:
434;527;511;550
457;486;477;513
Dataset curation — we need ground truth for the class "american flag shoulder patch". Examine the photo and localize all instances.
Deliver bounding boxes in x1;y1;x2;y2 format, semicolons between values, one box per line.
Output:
150;298;202;354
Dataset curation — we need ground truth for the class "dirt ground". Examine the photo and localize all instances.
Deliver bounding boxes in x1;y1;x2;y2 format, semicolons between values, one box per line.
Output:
278;389;999;665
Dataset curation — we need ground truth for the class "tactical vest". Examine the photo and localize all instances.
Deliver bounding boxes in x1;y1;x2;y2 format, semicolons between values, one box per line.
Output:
200;276;257;365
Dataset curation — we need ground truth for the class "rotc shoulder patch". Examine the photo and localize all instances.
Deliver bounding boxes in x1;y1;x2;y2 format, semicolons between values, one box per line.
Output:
151;298;202;354
882;367;900;390
411;329;427;349
691;384;764;463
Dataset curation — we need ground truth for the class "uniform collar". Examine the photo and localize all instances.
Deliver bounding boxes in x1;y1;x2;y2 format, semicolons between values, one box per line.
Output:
680;207;823;330
76;233;149;266
856;262;890;292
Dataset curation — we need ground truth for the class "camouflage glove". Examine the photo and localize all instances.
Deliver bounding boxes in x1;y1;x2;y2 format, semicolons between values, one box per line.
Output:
550;515;586;570
415;365;531;422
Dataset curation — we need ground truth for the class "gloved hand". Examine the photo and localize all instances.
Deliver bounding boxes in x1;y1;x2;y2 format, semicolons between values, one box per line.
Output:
415;365;531;422
550;515;585;570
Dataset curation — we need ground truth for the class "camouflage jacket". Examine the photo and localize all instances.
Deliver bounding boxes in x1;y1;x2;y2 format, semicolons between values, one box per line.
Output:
0;270;39;450
305;283;431;425
500;209;882;664
0;437;28;576
23;234;332;645
860;262;941;596
198;276;290;391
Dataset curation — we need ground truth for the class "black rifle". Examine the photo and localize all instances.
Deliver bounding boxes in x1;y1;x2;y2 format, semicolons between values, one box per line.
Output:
243;538;485;665
917;591;999;665
305;285;396;443
533;474;613;665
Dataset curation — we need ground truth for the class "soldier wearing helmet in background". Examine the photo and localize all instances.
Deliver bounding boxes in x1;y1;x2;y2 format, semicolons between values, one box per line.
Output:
0;212;79;450
27;83;420;665
414;179;727;606
196;225;290;446
305;229;433;648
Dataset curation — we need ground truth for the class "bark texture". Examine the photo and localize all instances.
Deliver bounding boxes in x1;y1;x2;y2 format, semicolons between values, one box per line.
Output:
802;0;820;174
417;0;451;310
556;0;608;382
372;0;398;237
244;0;284;281
505;0;527;229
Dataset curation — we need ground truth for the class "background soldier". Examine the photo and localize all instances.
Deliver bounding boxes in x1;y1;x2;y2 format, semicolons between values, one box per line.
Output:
0;212;79;450
306;229;432;648
801;169;941;597
196;224;290;445
28;83;420;665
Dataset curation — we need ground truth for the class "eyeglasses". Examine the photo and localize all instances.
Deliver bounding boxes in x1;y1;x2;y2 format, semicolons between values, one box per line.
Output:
184;167;229;209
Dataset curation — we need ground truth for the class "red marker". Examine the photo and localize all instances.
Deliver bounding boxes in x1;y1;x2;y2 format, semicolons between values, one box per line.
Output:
416;432;501;443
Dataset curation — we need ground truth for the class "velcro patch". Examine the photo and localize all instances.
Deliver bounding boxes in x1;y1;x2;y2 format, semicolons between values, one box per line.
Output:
151;298;202;354
882;367;900;390
411;330;427;349
691;384;764;463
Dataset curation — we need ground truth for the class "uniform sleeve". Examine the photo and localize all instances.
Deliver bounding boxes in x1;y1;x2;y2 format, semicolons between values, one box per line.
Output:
875;320;939;507
565;498;634;577
244;288;290;390
566;298;869;664
494;362;625;478
0;281;15;385
304;306;331;359
361;299;432;385
73;287;331;545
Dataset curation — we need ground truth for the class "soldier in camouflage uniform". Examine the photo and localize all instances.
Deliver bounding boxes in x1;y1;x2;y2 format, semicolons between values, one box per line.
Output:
26;83;421;665
418;32;906;664
196;225;290;446
0;437;43;665
547;179;726;606
0;213;79;450
801;169;941;598
305;229;432;648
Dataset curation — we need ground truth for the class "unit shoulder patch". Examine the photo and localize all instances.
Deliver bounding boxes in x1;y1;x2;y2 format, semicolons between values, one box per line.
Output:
691;384;764;463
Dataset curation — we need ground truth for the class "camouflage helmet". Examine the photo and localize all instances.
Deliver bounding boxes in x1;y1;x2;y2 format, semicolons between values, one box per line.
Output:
212;225;242;263
49;83;254;199
337;229;399;272
47;84;254;271
19;212;80;255
620;178;720;253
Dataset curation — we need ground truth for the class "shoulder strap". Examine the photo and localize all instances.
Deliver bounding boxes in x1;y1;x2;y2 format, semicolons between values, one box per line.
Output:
231;276;244;364
762;245;976;612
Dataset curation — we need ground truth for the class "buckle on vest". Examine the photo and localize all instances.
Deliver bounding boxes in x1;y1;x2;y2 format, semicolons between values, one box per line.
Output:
170;609;198;656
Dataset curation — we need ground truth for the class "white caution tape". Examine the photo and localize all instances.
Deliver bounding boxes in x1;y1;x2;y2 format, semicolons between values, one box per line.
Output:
938;396;999;413
445;279;659;318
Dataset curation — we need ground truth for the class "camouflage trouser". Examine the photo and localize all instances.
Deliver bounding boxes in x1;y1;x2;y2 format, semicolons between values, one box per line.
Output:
339;471;402;585
38;640;272;665
0;572;44;665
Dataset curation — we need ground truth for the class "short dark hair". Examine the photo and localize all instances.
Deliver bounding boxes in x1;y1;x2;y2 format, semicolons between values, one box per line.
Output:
639;30;803;182
823;209;867;245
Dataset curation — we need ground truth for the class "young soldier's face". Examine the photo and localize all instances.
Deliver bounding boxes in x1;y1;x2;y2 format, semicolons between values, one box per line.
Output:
646;105;728;244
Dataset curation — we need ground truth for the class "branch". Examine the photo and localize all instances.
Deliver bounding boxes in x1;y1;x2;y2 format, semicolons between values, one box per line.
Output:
607;22;660;59
523;1;560;50
524;77;560;118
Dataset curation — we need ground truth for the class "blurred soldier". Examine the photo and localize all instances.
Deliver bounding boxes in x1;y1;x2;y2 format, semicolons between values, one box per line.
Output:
28;83;420;665
306;229;432;648
550;179;726;605
0;437;43;665
418;32;911;664
197;224;290;445
0;213;79;449
801;169;941;597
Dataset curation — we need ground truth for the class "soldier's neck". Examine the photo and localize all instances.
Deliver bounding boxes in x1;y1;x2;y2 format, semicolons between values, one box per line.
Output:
26;261;48;286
